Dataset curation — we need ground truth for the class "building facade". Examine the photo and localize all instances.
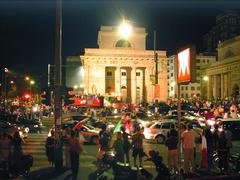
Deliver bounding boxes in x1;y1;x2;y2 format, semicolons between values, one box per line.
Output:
80;26;168;104
204;11;240;53
201;35;240;100
168;54;216;99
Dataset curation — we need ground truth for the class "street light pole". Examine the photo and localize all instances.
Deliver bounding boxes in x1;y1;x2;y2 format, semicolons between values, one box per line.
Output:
54;0;63;170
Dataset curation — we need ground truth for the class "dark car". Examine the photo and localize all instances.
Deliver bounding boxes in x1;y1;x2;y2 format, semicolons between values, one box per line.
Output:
215;119;240;140
16;117;43;133
0;120;27;139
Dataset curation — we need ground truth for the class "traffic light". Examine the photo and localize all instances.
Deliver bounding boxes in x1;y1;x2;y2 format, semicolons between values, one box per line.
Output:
23;93;31;101
65;87;75;105
41;90;50;105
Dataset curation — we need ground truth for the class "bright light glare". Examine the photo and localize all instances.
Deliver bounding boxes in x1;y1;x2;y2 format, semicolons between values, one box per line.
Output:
118;21;132;38
30;80;35;85
94;71;100;77
203;76;209;81
74;85;78;89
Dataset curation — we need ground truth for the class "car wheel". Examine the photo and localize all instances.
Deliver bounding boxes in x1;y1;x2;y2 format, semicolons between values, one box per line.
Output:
155;135;165;144
91;136;98;144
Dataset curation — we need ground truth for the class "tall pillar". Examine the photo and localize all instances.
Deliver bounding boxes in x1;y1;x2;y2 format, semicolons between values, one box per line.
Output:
115;67;121;95
221;73;224;99
83;65;90;94
227;72;231;99
131;67;136;104
101;66;106;95
213;75;217;99
207;75;211;100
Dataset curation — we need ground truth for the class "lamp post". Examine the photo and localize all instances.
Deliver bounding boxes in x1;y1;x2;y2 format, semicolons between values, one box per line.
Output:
3;68;8;110
30;80;35;94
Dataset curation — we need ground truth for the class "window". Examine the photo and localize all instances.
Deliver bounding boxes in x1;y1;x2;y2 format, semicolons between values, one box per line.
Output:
136;72;141;76
171;87;173;91
197;87;200;90
161;123;171;129
191;87;195;90
122;72;127;76
181;86;184;90
154;124;161;129
115;39;131;48
106;72;112;76
171;73;173;77
185;87;188;90
196;59;200;63
186;94;189;98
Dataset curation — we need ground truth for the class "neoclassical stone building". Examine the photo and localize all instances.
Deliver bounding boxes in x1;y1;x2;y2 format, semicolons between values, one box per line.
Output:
201;35;240;100
80;26;168;104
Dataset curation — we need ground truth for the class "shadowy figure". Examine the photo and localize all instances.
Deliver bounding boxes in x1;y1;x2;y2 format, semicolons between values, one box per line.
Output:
45;130;55;166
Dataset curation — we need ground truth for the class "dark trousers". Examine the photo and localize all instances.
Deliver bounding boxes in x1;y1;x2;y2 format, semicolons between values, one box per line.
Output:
70;151;79;180
123;148;130;163
218;150;228;170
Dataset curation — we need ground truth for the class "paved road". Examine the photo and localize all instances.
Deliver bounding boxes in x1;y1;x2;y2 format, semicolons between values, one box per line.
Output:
22;130;240;180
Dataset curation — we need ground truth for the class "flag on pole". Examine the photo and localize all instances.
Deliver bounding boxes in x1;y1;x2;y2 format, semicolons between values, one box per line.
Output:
113;119;123;134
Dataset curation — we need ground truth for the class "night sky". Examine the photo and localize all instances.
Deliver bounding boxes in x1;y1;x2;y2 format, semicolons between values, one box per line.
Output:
0;0;240;89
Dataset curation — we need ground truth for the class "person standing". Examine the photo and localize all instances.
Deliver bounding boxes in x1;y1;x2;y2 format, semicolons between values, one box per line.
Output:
204;128;214;169
69;130;82;180
132;126;145;167
11;131;24;176
112;132;124;163
0;132;12;173
45;130;55;166
181;124;200;175
121;126;131;165
218;131;228;171
165;128;178;172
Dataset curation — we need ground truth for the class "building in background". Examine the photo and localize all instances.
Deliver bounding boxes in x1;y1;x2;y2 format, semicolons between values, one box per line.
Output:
65;25;168;104
203;11;240;53
201;35;240;100
168;54;216;99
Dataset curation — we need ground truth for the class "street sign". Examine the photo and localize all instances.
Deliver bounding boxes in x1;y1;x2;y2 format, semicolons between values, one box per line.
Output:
177;46;196;83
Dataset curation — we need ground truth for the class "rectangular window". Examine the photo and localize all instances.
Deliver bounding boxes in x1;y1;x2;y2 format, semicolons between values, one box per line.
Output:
181;86;184;90
185;87;188;90
122;72;126;76
191;87;195;90
171;73;173;77
106;72;112;76
171;87;173;90
136;72;141;76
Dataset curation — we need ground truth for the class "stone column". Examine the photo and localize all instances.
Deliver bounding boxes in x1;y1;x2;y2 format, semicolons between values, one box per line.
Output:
228;72;231;99
221;73;224;99
101;66;106;95
131;67;136;104
213;75;217;99
83;65;90;94
115;66;121;95
207;75;211;100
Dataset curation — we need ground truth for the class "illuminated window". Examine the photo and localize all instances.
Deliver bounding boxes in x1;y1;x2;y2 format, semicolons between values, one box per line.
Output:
115;39;132;48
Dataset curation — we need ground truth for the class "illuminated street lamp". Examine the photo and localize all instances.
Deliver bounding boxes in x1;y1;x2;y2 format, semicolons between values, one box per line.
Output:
118;19;132;39
30;80;35;94
25;76;30;81
73;85;78;90
203;76;209;81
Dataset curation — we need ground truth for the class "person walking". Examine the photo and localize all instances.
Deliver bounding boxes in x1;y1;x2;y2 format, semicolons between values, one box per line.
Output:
69;130;82;180
112;132;124;163
165;128;178;172
45;130;55;166
181;123;200;175
121;126;131;165
204;127;214;169
132;126;145;167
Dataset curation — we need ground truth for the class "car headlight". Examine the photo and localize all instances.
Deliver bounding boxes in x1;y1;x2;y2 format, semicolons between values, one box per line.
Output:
34;125;39;128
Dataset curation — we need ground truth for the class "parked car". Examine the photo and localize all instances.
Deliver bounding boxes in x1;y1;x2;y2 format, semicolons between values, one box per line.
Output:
48;120;100;144
144;120;202;144
16;117;43;133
